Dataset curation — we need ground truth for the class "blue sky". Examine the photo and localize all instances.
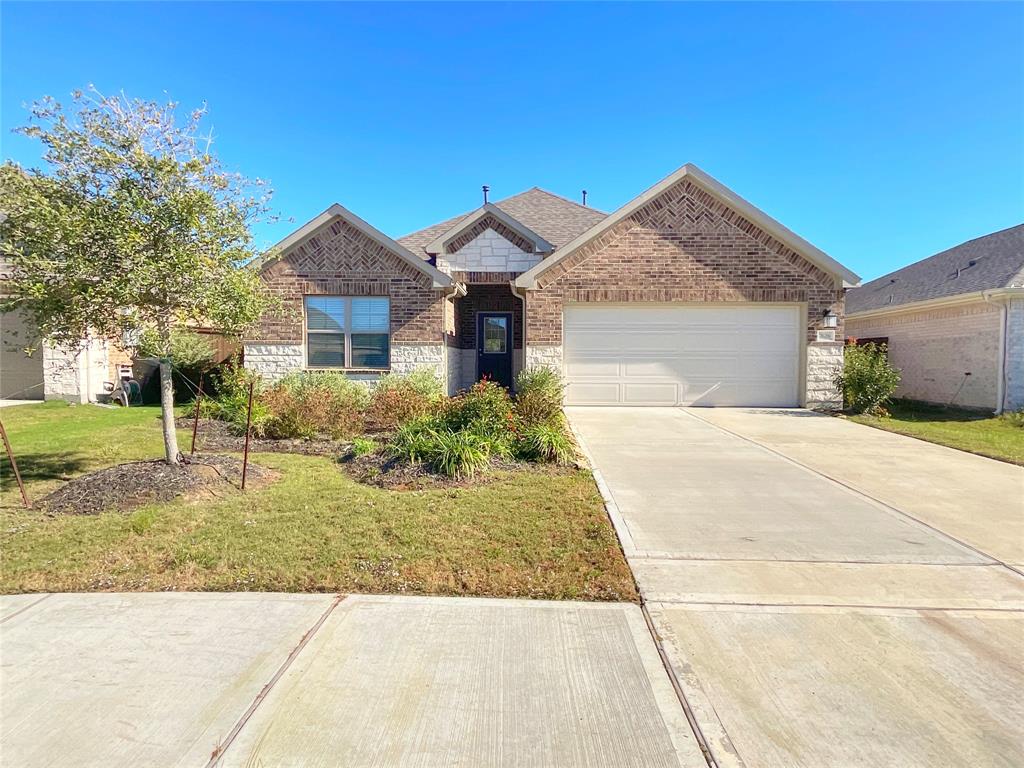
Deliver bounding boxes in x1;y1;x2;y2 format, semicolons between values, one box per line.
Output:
2;2;1022;281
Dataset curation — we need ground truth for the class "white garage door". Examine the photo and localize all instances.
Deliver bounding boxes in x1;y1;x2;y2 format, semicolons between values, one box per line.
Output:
563;304;801;407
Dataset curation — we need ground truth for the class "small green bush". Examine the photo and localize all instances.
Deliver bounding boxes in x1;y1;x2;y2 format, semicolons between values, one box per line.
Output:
1001;409;1024;428
350;436;378;456
429;429;491;478
388;417;440;463
443;380;514;438
835;342;901;415
516;416;577;465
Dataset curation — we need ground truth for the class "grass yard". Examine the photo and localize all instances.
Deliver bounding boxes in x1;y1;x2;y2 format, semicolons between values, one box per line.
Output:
0;402;636;600
848;399;1024;465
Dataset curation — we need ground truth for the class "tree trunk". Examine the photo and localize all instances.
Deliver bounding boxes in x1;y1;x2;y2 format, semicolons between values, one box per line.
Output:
159;357;180;465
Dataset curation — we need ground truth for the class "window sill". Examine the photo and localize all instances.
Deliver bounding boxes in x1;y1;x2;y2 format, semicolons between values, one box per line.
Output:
304;367;390;374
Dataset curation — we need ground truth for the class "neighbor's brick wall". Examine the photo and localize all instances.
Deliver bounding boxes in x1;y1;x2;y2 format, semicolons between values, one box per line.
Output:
250;216;445;346
846;300;1001;409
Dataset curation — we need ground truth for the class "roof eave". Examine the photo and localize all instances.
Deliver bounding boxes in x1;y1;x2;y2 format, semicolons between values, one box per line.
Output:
516;163;860;288
846;287;1024;320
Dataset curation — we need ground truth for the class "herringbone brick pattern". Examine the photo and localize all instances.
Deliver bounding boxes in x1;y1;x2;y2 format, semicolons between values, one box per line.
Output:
527;178;843;346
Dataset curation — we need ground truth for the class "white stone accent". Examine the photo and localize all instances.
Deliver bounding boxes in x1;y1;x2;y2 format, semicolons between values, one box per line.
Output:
805;344;844;410
525;345;564;372
390;343;445;380
243;344;303;382
437;228;541;274
1004;298;1024;412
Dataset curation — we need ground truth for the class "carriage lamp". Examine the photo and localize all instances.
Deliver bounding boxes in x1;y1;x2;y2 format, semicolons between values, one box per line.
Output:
822;309;839;328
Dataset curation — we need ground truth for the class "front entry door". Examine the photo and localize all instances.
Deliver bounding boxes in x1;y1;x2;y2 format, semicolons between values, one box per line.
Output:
477;312;513;389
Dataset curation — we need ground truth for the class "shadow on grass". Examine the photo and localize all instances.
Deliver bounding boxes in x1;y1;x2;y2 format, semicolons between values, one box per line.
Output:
886;399;994;423
0;452;92;484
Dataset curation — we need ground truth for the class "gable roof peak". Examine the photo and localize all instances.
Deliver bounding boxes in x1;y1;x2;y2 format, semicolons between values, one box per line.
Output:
515;163;860;288
260;202;454;288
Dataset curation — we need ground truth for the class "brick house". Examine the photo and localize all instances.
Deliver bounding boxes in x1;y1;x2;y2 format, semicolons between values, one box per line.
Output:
246;164;860;408
846;224;1024;412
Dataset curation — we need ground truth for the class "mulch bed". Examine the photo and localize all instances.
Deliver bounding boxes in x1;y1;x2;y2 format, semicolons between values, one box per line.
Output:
340;451;572;491
176;417;358;457
41;454;274;516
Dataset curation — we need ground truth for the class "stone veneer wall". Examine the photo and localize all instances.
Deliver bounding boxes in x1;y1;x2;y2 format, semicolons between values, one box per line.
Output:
243;343;304;383
1002;298;1024;412
846;300;1002;410
523;178;845;409
438;228;541;274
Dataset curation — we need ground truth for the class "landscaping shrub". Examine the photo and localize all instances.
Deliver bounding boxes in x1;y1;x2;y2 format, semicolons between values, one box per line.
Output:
262;371;369;440
428;429;491;479
1002;409;1024;428
442;380;514;436
514;368;565;428
835;342;901;415
517;416;577;465
368;368;444;428
388;417;440;464
350;436;378;456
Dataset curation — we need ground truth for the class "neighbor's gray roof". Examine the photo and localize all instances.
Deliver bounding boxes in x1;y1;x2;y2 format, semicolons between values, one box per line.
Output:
846;224;1024;314
398;187;607;256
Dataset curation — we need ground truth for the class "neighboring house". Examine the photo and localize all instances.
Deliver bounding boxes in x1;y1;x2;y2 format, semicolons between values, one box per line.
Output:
245;163;860;408
0;308;129;403
846;224;1024;413
1;258;130;403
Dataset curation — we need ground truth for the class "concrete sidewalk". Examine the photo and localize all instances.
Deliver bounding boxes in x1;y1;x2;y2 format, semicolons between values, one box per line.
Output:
569;406;1024;768
0;592;706;768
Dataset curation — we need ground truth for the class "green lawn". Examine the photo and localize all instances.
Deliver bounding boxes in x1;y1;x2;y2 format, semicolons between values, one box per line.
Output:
848;399;1024;465
0;402;635;600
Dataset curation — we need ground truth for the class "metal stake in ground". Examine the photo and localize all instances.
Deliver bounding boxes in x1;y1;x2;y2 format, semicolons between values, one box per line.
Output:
241;381;254;490
190;373;204;455
0;417;31;508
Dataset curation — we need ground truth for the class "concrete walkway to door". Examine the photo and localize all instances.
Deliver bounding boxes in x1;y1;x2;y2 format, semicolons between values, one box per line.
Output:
568;406;1024;768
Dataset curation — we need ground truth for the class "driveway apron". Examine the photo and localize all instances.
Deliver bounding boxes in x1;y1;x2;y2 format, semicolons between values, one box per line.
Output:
568;406;1024;768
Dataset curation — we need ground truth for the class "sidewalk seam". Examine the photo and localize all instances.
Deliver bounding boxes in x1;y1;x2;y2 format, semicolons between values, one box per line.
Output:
206;593;346;767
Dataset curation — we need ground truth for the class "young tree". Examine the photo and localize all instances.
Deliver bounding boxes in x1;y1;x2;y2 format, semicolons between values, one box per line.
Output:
0;87;275;464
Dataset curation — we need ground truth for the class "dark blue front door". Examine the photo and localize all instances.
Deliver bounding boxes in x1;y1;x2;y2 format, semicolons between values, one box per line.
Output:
477;312;513;389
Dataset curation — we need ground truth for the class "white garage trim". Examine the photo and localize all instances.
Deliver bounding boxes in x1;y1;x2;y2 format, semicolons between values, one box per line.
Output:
563;303;804;407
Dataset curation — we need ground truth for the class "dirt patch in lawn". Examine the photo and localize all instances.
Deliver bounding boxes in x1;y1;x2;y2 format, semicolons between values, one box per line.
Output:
40;454;275;516
177;417;361;457
340;450;574;491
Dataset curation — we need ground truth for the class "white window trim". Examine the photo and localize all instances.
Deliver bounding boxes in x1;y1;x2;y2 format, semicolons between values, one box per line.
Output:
304;295;391;371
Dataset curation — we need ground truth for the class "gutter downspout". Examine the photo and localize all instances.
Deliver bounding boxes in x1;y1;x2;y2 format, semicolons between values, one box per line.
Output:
442;282;467;395
984;290;1007;414
510;280;528;376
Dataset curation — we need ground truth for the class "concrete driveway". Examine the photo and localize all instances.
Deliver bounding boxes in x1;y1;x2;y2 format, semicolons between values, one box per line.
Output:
0;593;706;767
569;406;1024;768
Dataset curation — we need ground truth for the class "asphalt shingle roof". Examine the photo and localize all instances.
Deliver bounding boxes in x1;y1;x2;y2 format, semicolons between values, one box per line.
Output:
846;224;1024;314
398;187;607;256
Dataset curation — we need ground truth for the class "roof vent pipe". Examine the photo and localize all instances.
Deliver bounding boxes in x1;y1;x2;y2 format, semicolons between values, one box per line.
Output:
482;185;489;205
582;190;588;206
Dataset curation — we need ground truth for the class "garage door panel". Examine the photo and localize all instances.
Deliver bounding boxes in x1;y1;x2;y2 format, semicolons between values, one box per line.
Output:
563;304;800;407
622;383;677;405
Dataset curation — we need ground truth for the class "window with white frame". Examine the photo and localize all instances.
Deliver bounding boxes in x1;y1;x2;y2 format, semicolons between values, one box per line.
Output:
304;296;390;369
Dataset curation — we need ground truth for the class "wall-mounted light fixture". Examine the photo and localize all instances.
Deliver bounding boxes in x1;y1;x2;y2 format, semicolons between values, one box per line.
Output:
822;308;839;328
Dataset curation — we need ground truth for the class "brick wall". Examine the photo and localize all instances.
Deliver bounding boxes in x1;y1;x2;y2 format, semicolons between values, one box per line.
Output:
846;299;1001;409
250;216;445;345
454;284;523;350
525;178;842;347
523;177;844;407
